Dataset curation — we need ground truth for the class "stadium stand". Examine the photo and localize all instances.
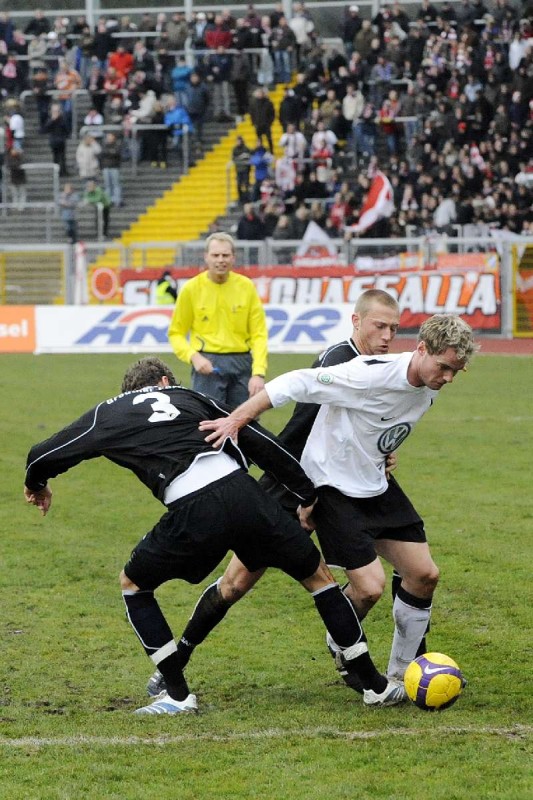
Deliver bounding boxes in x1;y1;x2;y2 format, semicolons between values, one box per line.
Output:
1;2;532;255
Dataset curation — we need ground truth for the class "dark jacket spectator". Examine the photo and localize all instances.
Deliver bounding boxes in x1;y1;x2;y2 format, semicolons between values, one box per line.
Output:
184;73;209;144
250;88;276;152
93;20;114;66
233;136;252;204
279;88;304;130
230;51;252;118
43;103;69;177
237;203;268;240
24;11;51;37
166;12;189;50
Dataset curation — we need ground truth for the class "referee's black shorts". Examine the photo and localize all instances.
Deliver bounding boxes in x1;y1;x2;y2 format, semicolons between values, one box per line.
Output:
313;476;426;571
124;471;320;590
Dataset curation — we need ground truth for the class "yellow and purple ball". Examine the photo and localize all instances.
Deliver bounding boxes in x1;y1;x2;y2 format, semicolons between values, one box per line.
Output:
404;652;464;711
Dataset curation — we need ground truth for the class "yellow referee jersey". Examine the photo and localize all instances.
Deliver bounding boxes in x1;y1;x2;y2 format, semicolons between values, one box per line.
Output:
168;271;268;376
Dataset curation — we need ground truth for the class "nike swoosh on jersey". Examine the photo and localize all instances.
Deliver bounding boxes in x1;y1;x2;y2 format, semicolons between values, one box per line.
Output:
381;416;395;421
423;666;450;675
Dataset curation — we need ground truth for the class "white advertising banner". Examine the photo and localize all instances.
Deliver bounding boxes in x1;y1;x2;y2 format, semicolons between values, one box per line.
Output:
35;305;354;355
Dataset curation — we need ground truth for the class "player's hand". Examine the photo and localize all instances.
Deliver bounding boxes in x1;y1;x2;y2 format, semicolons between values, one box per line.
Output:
248;375;265;397
385;452;398;479
199;417;240;449
24;485;52;516
191;352;215;376
297;501;316;532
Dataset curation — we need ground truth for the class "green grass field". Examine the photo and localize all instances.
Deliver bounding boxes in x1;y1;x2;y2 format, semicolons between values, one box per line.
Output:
1;351;532;800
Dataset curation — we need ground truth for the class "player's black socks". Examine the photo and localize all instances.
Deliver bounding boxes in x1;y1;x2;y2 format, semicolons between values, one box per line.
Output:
179;580;231;656
123;589;175;654
122;589;190;701
157;652;190;702
391;570;402;600
312;583;366;647
312;584;385;693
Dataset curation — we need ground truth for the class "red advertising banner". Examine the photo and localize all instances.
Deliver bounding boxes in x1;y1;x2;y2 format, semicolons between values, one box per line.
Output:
87;253;500;331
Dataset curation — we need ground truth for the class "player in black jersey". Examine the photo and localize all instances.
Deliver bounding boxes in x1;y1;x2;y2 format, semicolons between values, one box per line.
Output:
24;356;405;715
147;290;407;702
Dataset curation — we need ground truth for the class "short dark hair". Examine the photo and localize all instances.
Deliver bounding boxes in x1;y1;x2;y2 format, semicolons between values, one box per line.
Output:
121;357;178;392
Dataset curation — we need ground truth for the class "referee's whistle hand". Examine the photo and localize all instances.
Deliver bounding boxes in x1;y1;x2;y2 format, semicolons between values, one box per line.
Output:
191;353;214;375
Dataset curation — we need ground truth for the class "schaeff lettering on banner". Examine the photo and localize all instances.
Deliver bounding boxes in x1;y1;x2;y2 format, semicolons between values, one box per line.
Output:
114;261;500;332
265;273;498;313
120;272;499;315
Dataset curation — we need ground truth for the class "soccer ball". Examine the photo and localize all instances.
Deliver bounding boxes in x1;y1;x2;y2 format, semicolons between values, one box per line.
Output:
404;652;464;711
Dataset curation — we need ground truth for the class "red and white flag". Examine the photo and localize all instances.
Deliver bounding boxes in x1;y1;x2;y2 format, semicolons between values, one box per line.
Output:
348;170;395;234
294;221;341;267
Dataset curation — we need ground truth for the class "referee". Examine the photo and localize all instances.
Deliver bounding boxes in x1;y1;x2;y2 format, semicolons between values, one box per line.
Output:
168;232;268;405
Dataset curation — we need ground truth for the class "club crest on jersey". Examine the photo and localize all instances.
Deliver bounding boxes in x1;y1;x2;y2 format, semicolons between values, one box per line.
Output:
378;423;411;454
318;372;334;385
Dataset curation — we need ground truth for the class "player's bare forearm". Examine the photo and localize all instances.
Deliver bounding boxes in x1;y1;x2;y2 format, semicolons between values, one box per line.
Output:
199;389;273;448
24;485;52;516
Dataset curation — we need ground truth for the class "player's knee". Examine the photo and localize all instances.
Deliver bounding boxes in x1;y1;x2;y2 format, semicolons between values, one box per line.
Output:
411;562;440;596
218;573;252;604
424;562;440;593
352;574;385;608
119;569;138;592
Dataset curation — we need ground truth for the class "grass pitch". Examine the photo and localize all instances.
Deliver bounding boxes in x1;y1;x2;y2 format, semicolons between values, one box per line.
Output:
1;351;532;799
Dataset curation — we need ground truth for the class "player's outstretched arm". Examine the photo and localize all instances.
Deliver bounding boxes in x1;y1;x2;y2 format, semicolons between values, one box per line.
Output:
24;485;52;516
199;389;273;449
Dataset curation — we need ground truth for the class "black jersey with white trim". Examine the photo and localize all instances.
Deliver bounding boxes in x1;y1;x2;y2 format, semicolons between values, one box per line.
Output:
25;385;317;507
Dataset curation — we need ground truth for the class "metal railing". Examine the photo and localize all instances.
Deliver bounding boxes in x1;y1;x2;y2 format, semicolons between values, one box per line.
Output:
1;162;59;213
78;122;190;174
0;202;58;243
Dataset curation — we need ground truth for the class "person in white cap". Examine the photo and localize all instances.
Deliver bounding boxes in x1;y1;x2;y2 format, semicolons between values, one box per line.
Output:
342;5;362;60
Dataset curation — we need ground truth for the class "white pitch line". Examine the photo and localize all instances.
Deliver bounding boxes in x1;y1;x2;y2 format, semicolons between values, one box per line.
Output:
0;725;531;748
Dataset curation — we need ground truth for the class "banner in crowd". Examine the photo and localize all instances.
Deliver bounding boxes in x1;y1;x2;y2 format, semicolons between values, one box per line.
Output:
91;251;501;332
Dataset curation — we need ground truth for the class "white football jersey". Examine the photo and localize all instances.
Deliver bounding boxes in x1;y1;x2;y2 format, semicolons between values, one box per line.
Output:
265;351;438;498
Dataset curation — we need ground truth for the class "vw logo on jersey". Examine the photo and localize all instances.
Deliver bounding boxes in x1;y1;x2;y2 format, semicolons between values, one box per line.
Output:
378;423;412;454
318;372;334;385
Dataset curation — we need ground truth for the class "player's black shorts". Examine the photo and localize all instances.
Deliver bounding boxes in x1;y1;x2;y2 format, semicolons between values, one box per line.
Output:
313;476;426;571
124;470;320;590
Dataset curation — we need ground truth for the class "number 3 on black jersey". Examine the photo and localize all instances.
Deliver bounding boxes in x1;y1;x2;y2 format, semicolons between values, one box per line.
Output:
133;391;181;423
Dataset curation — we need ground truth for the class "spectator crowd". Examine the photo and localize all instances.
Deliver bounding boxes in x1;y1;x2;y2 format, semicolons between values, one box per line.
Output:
0;2;532;242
